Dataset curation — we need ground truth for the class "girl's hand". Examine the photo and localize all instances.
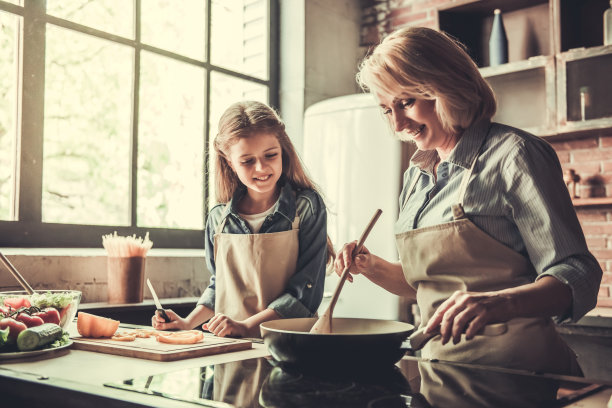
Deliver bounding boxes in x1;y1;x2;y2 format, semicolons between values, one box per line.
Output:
203;313;249;338
333;241;372;282
151;309;188;331
424;290;513;345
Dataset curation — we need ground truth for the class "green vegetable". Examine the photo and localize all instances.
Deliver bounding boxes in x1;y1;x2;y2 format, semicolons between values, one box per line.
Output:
16;323;63;351
0;326;8;348
29;292;74;309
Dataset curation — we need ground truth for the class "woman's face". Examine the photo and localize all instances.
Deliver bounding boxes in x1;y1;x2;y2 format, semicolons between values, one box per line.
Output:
226;132;283;198
376;92;456;153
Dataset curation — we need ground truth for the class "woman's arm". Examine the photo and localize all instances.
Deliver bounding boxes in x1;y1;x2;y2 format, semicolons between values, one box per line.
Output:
425;276;572;345
334;241;416;298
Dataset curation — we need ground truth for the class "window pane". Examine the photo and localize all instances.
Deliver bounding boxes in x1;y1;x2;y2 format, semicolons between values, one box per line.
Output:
138;51;204;230
211;0;269;80
141;0;206;61
43;26;133;225
208;72;268;207
46;0;134;39
0;11;19;221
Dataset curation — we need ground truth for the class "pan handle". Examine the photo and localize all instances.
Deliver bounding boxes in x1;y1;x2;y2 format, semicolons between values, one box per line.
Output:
401;323;508;352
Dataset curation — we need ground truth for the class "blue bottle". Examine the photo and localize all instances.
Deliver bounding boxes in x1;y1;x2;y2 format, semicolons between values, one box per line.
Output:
489;9;508;66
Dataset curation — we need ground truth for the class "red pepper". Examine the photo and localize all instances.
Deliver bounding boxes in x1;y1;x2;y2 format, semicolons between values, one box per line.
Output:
15;312;45;328
3;297;31;310
0;317;27;344
33;307;61;325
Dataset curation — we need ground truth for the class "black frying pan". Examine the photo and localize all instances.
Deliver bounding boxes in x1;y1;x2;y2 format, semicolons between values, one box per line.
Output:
260;317;415;370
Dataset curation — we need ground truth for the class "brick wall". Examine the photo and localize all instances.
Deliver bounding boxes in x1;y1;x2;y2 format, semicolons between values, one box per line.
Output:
359;0;612;309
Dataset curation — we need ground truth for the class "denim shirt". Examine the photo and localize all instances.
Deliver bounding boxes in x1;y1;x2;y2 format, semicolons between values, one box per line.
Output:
396;121;602;323
197;181;328;318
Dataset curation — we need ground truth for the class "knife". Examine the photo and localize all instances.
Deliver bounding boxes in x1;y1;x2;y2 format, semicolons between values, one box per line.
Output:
146;278;170;323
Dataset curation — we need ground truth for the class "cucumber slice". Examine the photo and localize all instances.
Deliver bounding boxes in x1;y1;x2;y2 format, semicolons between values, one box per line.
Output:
16;323;63;351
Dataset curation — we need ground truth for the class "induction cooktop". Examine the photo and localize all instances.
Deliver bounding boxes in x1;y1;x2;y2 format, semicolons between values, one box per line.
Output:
105;356;611;408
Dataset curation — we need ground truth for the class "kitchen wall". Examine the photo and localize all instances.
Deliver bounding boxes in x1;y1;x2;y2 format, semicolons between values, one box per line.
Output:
359;0;612;310
0;1;367;306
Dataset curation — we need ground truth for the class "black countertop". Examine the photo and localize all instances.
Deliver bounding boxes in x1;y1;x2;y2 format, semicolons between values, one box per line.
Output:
104;355;612;408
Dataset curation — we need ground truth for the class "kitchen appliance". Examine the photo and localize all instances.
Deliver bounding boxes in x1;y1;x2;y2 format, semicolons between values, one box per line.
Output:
302;93;403;321
105;355;612;407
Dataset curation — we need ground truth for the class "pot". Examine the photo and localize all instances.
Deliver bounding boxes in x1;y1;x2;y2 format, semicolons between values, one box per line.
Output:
260;317;414;370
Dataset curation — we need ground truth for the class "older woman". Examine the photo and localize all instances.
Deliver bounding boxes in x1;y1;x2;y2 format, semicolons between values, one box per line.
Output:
334;27;601;375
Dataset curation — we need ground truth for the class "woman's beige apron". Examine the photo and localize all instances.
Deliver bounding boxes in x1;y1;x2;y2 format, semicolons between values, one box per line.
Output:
395;153;581;375
214;210;299;323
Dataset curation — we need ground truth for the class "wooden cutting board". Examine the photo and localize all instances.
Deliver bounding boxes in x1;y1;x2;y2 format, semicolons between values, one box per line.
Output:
71;332;252;362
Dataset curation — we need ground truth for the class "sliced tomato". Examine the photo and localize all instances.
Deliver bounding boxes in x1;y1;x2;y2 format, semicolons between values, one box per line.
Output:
3;297;31;310
77;312;119;338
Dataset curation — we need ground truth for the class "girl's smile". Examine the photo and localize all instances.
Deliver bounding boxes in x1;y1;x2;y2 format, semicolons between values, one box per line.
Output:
226;132;283;209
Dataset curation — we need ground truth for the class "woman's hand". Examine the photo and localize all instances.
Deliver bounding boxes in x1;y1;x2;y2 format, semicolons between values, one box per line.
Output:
333;240;373;282
151;309;189;331
425;290;514;345
203;313;249;338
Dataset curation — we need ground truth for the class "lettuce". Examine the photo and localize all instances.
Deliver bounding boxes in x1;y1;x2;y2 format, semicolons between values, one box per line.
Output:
30;292;75;309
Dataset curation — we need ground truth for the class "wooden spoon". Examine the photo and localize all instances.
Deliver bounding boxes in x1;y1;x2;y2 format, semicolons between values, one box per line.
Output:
0;251;36;295
310;209;383;334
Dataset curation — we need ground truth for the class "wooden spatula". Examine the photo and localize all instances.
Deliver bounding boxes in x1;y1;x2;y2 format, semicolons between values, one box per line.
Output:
309;209;383;334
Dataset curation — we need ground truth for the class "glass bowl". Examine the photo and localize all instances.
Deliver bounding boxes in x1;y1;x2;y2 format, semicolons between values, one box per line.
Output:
0;290;82;330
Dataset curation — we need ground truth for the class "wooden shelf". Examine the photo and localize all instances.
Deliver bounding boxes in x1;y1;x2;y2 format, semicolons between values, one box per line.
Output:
572;197;612;208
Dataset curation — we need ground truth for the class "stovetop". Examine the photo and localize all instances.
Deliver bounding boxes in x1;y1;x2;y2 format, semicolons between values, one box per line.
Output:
105;356;611;408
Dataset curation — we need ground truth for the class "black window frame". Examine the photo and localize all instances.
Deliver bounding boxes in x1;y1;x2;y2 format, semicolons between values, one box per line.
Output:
0;0;279;248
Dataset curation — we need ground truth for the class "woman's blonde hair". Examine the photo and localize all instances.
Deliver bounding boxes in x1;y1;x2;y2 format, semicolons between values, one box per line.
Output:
357;26;496;134
213;100;335;264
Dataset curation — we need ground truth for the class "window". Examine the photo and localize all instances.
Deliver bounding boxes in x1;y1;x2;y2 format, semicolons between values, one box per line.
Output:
0;0;278;248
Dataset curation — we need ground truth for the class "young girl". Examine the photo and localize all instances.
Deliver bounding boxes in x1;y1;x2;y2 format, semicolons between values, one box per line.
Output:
152;101;333;337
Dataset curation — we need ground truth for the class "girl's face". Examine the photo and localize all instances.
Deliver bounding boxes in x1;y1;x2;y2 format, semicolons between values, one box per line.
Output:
226;132;283;198
376;92;456;154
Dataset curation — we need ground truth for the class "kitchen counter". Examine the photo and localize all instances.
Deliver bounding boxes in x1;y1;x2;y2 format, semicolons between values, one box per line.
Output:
1;323;611;407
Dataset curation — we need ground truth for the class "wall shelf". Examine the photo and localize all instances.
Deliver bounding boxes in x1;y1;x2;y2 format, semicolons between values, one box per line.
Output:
437;0;612;139
572;197;612;208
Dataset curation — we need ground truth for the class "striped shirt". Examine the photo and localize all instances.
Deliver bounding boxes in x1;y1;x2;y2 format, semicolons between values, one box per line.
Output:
396;120;601;323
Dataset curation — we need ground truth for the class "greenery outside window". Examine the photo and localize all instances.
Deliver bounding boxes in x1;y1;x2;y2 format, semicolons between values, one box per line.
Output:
0;0;278;248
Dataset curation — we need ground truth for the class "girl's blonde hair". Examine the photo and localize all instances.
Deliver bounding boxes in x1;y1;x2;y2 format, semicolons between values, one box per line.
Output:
357;26;496;135
214;100;335;264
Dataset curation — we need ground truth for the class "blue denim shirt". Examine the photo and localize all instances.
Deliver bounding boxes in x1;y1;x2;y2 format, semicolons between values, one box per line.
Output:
197;181;328;318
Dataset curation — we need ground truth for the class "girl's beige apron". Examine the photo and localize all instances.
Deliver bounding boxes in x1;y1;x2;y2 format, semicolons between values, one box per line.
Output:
213;211;299;323
396;153;581;375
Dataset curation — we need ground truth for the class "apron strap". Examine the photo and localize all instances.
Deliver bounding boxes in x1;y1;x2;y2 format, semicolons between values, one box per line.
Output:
291;215;300;230
452;148;480;220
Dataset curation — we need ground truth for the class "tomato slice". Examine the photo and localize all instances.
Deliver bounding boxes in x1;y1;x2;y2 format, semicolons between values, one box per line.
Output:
3;297;31;310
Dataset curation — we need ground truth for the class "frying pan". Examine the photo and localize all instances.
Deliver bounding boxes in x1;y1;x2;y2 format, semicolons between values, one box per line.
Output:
260;317;415;370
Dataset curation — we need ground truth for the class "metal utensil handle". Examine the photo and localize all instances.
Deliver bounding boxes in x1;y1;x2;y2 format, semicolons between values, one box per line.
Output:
330;209;383;312
0;252;36;295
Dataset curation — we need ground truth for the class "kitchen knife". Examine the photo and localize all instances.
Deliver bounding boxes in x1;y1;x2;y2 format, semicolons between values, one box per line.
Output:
146;278;170;323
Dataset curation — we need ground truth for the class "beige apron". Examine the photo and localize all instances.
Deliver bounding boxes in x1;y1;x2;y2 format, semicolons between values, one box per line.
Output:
214;209;299;323
395;152;581;375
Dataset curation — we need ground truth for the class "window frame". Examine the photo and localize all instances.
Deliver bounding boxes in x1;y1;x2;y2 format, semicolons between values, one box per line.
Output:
0;0;279;248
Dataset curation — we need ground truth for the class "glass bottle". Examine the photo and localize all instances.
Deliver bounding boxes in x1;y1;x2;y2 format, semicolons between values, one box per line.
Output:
489;8;508;66
605;0;612;46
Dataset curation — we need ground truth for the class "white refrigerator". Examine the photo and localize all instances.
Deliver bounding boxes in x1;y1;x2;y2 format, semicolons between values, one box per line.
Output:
302;93;403;320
